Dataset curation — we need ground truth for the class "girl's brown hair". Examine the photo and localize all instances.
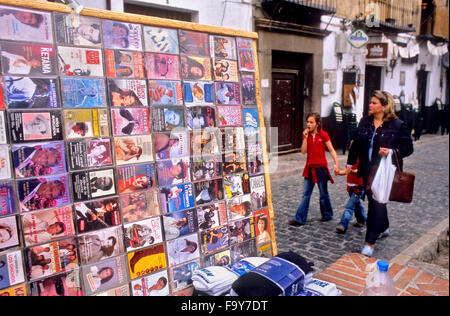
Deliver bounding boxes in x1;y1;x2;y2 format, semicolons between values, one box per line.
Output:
306;112;322;131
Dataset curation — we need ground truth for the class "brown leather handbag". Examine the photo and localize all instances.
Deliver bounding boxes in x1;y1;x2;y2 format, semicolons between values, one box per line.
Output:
389;149;415;203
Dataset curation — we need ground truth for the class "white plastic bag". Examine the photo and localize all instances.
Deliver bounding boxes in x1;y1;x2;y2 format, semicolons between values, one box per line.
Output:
371;152;396;204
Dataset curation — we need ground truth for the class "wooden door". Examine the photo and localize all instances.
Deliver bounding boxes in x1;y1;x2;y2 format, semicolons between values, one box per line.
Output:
364;65;382;116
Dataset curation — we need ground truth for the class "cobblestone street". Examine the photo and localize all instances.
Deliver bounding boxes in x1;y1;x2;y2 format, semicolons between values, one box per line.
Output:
270;134;449;272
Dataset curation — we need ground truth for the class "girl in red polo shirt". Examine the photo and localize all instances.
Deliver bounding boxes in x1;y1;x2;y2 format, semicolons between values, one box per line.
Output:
289;113;340;226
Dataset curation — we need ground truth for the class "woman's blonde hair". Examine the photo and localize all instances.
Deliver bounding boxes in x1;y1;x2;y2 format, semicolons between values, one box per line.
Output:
372;90;398;122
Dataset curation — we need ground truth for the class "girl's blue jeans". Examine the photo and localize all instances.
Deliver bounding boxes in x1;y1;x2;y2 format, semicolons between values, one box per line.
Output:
337;189;367;230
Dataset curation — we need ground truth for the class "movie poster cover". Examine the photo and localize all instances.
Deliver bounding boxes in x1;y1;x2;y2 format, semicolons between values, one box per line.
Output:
200;225;228;255
0;283;27;296
24;237;79;281
241;73;257;105
166;233;199;267
230;238;257;263
108;78;148;107
74;197;121;234
163;208;198;241
102;20;143;51
154;131;189;160
210;35;237;60
8;110;63;143
54;13;102;47
0;215;19;251
29;269;82;296
156;157;191;187
72;168;116;203
191;129;221;156
0;5;53;43
250;175;267;210
221;127;245;153
213;59;239;82
180;55;212;81
229;217;255;245
191;154;222;182
68;138;112;171
128;243;167;279
12;142;66;178
224;173;244;200
17;174;71;213
223;150;247;175
152;106;185;132
0;41;55;76
78;226;124;265
0;145;11;180
183;81;214;106
202;248;231;267
236;37;255;72
21;206;75;246
193;179;224;206
4;76;60;109
60;77;107;108
131;269;170;296
0;250;25;290
104;50;145;78
186;106;216;130
0;111;6;144
120;190;160;223
64;108;110;139
215;82;241;105
145;53;180;80
169;259;200;293
160;182;195;214
197;201;227;231
114;135;154;165
242;107;260;134
117;163;155;194
82;255;128;296
124;217;163;252
148;80;183;106
143;26;178;54
254;209;271;246
94;284;130;296
111;107;150;136
57;46;103;77
0;181;16;216
179;30;209;57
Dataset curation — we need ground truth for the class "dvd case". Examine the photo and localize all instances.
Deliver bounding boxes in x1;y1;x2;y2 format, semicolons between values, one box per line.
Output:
63;109;110;139
131;269;170;296
210;35;237;60
179;30;209;57
163;208;198;241
145;53;180;80
169;259;200;293
60;77;107;108
127;243;167;279
254;208;271;246
236;37;256;72
71;168;117;202
104;50;145;78
0;250;25;290
201;248;231;267
74;197;121;234
148;80;183;106
117;162;156;194
124;217;163;252
193;178;224;206
223;150;247;175
151;106;185;132
0;181;16;216
154;131;189;160
197;201;227;231
108;78;148;107
29;269;82;296
228;216;255;245
111;107;150;136
191;154;222;182
156;157;191;187
57;46;104;77
67;138;113;171
250;175;268;210
120;189;160;223
166;233;200;267
226;194;254;221
0;283;27;296
160;182;195;214
183;81;214;106
200;224;229;255
54;13;102;47
240;73;257;106
186;106;216;130
213;59;239;82
114;135;154;166
0;215;20;251
102;20;143;51
8;110;63;143
191;129;221;157
215;82;241;106
143;26;178;54
180;55;212;81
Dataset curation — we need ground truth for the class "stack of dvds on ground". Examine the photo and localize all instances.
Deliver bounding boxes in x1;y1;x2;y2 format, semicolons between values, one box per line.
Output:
0;4;272;296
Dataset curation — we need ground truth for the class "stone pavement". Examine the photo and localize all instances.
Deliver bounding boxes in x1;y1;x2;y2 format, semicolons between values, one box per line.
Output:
267;134;449;274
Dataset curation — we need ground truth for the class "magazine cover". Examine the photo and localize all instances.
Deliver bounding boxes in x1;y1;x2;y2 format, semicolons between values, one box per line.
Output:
0;250;25;290
64;109;110;139
160;182;195;214
221;127;245;153
154;131;189;160
94;284;130;296
242;107;260;135
131;269;170;296
12;142;66;178
0;283;27;296
197;201;227;231
215;82;241;105
241;73;257;105
124;217;163;252
166;233;199;267
169;259;200;293
186;106;216;130
111;107;150;136
183;81;214;105
0;181;16;216
0;215;19;251
17;174;71;212
114;135;154;166
4;76;60;109
29;269;82;296
0;41;55;76
156;157;191;187
148;80;182;106
213;59;239;82
57;46;104;77
229;217;255;245
151;106;185;132
78;226;125;265
230;238;257;263
102;20;143;51
191;129;221;156
200;225;229;255
117;163;155;194
108;78;148;106
191;155;222;182
128;243;167;279
74;197;121;234
180;55;212;81
120;189;160;223
143;26;178;54
250;175;268;210
223;150;247;175
179;30;209;57
60;77;106;108
0;145;11;180
104;50;145;78
145;53;180;80
210;35;237;60
254;209;271;246
0;111;6;144
72;168;116;202
54;13;102;47
226;194;254;221
82;255;128;296
201;248;231;267
236;37;256;72
24;237;79;281
163;208;198;241
193;179;224;206
21;206;75;246
0;5;53;43
224;173;244;200
8;110;63;143
67;138;113;171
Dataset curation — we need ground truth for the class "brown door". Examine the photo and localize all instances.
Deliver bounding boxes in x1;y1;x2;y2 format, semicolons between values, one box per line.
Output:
364;65;382;116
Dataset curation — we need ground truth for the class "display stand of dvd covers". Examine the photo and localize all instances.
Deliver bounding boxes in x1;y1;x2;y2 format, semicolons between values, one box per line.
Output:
0;0;275;296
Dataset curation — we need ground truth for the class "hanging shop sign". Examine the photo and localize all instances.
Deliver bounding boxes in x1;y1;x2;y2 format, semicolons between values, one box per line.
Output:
347;29;369;49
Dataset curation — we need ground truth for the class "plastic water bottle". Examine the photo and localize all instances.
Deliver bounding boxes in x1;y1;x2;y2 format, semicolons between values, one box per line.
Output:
363;261;396;296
